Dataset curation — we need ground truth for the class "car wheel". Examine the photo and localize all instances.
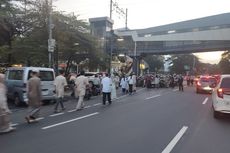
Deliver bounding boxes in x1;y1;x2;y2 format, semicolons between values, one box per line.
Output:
14;93;21;106
213;109;220;119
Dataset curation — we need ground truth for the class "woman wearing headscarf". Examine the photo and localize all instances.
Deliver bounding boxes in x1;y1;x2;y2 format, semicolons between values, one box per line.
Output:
0;73;15;133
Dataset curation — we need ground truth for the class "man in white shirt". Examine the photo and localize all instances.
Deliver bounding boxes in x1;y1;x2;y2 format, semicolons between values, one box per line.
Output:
101;73;112;105
155;75;160;89
75;70;89;111
128;74;134;95
54;69;67;113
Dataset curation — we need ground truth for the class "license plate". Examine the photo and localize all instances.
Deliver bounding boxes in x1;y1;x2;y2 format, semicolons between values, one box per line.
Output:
42;91;49;96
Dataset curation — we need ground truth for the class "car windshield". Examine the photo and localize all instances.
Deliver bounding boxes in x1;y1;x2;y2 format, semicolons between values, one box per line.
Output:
220;77;230;88
209;78;217;83
200;78;209;82
200;78;216;83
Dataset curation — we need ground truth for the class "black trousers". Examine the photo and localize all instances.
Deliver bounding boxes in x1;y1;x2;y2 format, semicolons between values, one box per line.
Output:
102;92;111;105
129;84;133;94
179;84;183;91
54;97;64;111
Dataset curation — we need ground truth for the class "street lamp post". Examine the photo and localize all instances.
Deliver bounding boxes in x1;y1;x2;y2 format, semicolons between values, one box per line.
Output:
134;41;139;75
109;30;114;75
48;0;55;68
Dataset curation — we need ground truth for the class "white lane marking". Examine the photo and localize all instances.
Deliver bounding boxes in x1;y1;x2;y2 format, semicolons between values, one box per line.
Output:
93;103;101;106
85;105;92;109
42;112;99;130
202;97;208;105
68;109;77;113
162;126;188;153
136;88;145;93
116;94;127;100
145;94;161;100
11;123;19;127
49;112;64;117
36;117;44;121
173;89;179;91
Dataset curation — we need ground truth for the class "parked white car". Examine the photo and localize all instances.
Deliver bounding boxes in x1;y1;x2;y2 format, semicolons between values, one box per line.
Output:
212;75;230;118
5;67;56;106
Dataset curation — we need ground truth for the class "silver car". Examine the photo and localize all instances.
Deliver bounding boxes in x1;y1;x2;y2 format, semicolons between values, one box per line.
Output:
5;67;56;106
212;75;230;118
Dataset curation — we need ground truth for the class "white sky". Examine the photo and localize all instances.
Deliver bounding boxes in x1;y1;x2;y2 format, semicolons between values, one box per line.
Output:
54;0;230;63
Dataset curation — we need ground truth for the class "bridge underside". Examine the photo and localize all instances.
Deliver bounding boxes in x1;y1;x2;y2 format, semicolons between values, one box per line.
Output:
115;13;230;56
136;40;230;55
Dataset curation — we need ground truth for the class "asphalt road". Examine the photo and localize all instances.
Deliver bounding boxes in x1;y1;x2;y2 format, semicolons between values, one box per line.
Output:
1;86;230;153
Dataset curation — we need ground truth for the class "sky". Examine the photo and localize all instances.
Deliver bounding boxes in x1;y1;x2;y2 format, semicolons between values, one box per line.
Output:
53;0;230;64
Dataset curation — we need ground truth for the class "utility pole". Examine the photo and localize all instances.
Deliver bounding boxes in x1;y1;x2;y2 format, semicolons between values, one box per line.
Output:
109;0;113;75
48;0;55;68
110;0;113;19
192;55;196;74
134;41;138;75
125;8;128;30
109;0;127;74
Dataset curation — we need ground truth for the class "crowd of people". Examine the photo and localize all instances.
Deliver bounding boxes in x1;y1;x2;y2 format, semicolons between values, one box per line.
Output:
140;73;194;91
0;69;191;134
0;69;138;134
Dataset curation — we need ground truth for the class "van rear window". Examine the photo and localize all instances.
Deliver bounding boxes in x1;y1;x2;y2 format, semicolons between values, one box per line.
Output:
28;70;54;81
220;78;230;88
8;70;23;80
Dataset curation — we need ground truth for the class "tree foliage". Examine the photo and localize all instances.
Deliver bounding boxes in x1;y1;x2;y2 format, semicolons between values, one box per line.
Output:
0;0;104;73
143;55;164;72
218;51;230;74
169;54;200;74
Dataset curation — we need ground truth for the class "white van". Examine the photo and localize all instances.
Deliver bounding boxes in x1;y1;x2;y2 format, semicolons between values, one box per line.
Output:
5;67;56;105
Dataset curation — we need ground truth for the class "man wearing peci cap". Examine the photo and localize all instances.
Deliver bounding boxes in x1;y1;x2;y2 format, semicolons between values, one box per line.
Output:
54;69;67;113
25;69;42;123
0;73;15;133
74;70;89;111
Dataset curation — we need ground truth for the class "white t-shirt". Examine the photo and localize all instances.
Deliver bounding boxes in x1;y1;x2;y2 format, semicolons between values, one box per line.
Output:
54;75;67;98
155;77;160;84
128;76;133;85
101;77;112;93
120;78;127;89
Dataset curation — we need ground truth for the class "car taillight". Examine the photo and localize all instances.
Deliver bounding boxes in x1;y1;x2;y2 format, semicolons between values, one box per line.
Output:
197;81;201;86
217;88;223;98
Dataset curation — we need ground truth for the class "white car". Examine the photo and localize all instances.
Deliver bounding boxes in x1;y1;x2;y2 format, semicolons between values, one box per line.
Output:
5;67;56;105
212;75;230;118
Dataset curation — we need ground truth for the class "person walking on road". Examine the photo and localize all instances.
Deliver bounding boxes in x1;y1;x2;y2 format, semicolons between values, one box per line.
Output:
128;74;134;95
120;75;127;95
69;73;77;97
0;74;15;133
74;70;89;111
132;73;137;92
54;70;67;113
155;75;160;89
25;69;42;123
93;74;101;94
101;73;112;105
178;75;184;91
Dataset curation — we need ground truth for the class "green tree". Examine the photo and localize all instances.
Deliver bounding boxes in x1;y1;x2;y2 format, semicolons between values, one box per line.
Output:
218;51;230;74
169;54;200;74
0;0;106;72
143;55;164;72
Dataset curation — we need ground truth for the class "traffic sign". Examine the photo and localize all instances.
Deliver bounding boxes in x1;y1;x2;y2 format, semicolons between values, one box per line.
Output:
48;39;55;52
